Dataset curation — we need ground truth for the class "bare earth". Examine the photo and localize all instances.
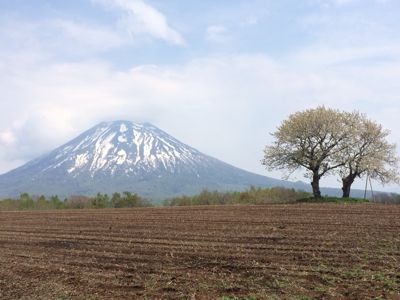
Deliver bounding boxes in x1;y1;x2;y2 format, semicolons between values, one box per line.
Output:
0;204;399;299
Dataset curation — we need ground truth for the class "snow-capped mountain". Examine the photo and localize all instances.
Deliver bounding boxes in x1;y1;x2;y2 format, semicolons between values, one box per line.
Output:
28;121;216;178
0;121;308;199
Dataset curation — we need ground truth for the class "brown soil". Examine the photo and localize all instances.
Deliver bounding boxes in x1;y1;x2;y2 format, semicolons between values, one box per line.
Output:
0;203;399;299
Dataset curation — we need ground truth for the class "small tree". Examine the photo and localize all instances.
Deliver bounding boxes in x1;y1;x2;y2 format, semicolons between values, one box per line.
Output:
91;193;110;208
65;195;91;209
20;193;34;210
36;195;48;210
122;191;139;207
111;192;122;208
49;195;63;209
338;112;399;197
262;107;350;198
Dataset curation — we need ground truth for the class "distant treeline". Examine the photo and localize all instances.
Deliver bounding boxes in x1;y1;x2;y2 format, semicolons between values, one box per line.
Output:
0;187;309;210
163;188;400;206
1;187;398;210
0;192;152;211
163;187;311;206
373;193;400;204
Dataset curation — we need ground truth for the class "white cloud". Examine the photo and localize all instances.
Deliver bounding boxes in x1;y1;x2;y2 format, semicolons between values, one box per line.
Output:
333;0;356;4
242;16;259;26
0;131;16;146
206;25;229;43
52;20;126;52
0;18;126;58
92;0;185;45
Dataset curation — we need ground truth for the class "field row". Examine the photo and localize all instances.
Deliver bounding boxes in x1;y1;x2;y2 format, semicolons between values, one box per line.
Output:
0;204;399;299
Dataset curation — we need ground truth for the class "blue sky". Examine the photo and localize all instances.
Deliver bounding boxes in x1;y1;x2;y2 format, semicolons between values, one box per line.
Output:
0;0;399;192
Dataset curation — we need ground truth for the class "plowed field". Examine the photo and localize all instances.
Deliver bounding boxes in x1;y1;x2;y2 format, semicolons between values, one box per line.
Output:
0;204;399;299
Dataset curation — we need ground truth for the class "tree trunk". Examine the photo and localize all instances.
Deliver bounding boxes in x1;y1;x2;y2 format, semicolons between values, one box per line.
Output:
311;174;321;199
342;174;356;198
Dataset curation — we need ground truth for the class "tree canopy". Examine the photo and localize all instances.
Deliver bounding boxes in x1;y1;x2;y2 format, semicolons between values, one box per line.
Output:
262;107;399;198
337;112;399;197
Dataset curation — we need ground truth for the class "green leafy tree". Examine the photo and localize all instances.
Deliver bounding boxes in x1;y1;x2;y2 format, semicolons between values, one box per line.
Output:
49;195;63;209
36;195;48;210
111;192;122;208
20;193;34;210
122;191;139;207
91;193;110;208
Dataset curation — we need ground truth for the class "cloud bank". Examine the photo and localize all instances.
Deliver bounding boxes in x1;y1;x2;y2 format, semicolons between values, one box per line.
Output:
92;0;185;45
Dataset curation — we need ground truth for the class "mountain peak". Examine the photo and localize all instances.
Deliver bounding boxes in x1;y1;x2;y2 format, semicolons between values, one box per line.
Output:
36;120;201;178
96;120;150;129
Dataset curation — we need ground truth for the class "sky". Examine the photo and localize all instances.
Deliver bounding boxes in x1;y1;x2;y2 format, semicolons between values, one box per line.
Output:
0;0;399;192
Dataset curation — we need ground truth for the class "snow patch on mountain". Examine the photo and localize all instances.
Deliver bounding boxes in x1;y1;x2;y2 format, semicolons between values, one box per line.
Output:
68;153;89;173
116;149;127;165
120;123;128;133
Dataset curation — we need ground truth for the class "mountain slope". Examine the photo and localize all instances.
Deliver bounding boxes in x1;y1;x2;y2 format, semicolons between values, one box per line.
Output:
0;121;310;199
